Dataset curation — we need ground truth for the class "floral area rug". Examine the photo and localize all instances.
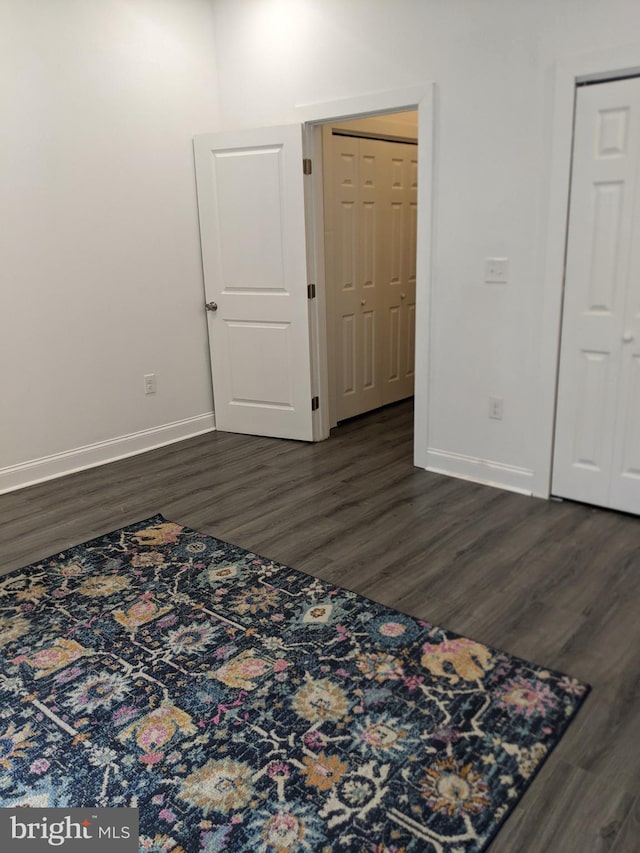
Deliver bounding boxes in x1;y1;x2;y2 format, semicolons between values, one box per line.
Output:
0;515;589;852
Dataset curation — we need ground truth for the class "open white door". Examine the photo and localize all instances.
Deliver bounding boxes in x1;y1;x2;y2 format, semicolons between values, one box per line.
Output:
194;125;314;441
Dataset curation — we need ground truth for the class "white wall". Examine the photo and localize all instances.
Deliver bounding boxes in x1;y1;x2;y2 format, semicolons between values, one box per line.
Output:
0;0;219;491
5;0;640;499
210;0;640;496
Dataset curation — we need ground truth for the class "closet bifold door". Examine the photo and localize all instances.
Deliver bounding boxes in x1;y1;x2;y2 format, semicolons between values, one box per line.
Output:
553;76;640;514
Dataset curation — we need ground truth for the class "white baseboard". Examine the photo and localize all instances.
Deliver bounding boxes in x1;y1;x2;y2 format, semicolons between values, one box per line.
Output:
0;413;216;495
425;448;535;496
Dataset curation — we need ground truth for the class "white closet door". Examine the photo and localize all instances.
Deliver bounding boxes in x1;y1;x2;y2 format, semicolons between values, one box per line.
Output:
325;131;417;422
553;77;640;513
193;125;314;441
330;134;384;420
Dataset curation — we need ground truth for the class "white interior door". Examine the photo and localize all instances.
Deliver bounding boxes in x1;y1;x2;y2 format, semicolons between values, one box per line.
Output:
326;132;384;419
553;77;640;514
194;125;314;441
323;128;417;422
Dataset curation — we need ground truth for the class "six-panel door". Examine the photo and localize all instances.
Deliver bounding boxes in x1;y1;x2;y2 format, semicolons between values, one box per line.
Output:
553;77;640;513
324;130;417;422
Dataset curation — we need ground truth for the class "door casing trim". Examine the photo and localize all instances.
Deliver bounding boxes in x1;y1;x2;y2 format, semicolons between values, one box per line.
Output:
297;83;436;468
538;45;640;499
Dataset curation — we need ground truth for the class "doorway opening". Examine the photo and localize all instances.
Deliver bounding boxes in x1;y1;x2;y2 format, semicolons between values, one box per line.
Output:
300;92;430;463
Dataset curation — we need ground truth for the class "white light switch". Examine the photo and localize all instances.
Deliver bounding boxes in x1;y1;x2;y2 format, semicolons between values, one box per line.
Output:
485;257;509;284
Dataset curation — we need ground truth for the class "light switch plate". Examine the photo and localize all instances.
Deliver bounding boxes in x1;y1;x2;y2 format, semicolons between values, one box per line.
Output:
485;257;509;284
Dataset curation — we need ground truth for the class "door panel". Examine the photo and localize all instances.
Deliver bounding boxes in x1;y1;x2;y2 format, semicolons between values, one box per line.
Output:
194;126;313;441
588;182;623;311
553;77;640;513
385;146;417;401
388;306;401;381
324;129;417;421
617;354;640;475
573;349;612;470
363;308;376;390
341;314;356;396
213;146;287;290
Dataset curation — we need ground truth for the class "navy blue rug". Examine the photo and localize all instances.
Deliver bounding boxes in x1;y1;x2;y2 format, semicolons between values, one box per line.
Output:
0;516;589;851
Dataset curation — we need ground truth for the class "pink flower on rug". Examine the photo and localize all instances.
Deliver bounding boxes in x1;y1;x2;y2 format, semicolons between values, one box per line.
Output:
214;644;236;660
267;761;291;780
112;706;138;727
336;625;350;641
159;809;176;822
403;675;425;691
303;731;325;751
140;751;164;766
558;675;587;697
496;677;558;718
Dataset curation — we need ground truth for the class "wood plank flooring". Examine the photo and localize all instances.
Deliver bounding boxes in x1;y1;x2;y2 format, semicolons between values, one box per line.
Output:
1;400;639;852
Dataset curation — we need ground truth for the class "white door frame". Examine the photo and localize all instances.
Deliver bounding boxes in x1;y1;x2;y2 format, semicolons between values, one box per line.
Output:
536;46;640;499
296;84;436;468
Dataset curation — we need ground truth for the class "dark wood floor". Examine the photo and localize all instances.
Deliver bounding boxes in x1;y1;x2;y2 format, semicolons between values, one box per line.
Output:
1;400;639;852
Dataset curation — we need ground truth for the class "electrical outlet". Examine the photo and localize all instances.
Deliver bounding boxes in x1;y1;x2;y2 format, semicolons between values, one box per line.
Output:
144;374;156;395
489;395;503;420
485;257;509;284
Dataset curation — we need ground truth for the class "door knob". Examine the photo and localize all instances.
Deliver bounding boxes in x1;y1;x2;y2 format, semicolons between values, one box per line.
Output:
205;301;218;312
622;332;634;343
361;299;366;306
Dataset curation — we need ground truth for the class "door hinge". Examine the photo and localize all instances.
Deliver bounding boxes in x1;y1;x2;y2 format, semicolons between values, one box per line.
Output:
311;396;320;411
307;283;316;299
303;158;312;175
